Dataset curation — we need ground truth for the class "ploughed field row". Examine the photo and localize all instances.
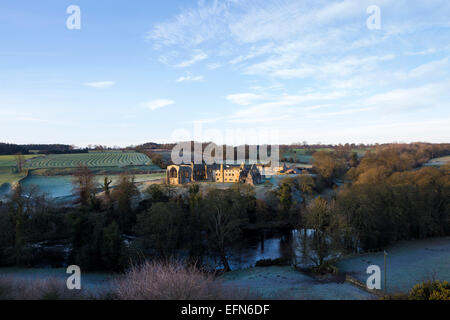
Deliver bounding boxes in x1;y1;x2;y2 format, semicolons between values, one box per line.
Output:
25;152;151;169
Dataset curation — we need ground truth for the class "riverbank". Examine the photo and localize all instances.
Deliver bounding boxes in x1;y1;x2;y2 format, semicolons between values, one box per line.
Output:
220;266;375;300
1;237;448;300
219;236;450;299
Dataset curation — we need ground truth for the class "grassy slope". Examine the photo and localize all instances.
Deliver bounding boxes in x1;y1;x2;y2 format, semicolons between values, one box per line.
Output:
0;155;40;185
0;170;28;185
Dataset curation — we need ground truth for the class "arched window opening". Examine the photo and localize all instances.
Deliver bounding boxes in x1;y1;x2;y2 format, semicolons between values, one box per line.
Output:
170;168;178;178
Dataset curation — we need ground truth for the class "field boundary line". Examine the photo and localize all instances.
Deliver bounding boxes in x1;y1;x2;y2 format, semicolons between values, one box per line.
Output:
345;274;383;297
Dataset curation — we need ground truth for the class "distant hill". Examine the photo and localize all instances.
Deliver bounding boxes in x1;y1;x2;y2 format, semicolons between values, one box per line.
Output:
135;142;176;150
0;143;87;155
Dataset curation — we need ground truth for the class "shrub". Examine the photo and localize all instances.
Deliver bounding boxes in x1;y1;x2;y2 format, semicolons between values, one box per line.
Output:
382;280;450;300
311;261;339;275
409;280;450;300
255;258;290;267
0;276;91;300
113;260;254;300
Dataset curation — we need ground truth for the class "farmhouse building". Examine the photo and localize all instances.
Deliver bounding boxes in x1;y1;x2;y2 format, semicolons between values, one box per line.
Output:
256;163;287;176
166;162;262;186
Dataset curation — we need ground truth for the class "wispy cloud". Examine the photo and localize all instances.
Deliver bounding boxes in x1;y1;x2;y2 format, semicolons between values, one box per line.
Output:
148;0;450;79
229;44;275;65
144;1;450;141
407;58;449;79
362;81;450;111
245;54;396;79
207;63;222;70
175;52;208;68
221;90;351;124
141;99;175;111
17;117;49;122
82;81;116;88
308;107;375;118
176;73;204;82
146;1;233;47
226;93;264;106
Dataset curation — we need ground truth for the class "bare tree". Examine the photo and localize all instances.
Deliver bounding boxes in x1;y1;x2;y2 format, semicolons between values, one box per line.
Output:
15;153;25;173
302;197;339;269
103;176;112;197
204;189;243;272
73;165;96;206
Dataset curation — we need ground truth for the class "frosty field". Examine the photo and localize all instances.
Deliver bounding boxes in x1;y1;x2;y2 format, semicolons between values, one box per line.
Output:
221;237;450;299
20;173;166;199
0;267;114;292
336;237;450;294
424;155;450;167
221;266;375;300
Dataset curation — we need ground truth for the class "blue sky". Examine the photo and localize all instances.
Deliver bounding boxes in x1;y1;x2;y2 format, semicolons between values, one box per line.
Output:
0;0;449;147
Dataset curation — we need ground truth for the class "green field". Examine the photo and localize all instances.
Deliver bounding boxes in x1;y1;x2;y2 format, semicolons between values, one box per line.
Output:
282;148;320;163
25;152;151;169
0;154;41;167
0;169;28;185
0;152;159;186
